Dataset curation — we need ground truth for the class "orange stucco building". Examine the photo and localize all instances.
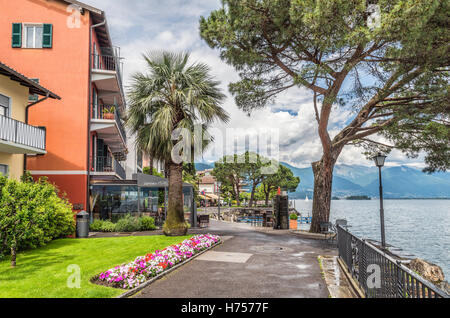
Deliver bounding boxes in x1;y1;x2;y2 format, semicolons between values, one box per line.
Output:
0;0;127;212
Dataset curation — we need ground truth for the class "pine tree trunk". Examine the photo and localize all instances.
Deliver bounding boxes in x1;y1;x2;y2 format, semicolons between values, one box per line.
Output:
265;192;270;206
163;162;187;236
235;183;241;206
249;185;256;207
310;159;334;233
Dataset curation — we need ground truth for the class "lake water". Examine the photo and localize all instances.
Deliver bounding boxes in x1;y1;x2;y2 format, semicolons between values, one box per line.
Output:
292;199;450;278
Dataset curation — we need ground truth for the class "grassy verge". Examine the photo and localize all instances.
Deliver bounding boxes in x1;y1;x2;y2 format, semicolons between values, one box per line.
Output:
0;235;191;298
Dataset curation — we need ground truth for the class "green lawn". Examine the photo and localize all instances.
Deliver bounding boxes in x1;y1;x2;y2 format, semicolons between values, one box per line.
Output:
0;235;191;298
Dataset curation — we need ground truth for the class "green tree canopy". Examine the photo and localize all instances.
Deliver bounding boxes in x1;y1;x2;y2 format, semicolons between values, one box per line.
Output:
0;176;74;266
213;153;300;206
200;0;449;232
212;153;246;205
262;164;300;205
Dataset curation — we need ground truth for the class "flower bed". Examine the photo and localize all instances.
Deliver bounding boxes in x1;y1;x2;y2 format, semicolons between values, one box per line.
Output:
92;234;221;289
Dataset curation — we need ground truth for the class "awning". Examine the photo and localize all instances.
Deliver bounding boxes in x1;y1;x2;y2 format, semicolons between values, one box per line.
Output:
205;193;219;200
133;173;193;188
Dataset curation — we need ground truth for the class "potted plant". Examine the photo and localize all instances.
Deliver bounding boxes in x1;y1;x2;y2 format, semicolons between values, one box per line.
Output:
102;106;115;119
289;213;298;229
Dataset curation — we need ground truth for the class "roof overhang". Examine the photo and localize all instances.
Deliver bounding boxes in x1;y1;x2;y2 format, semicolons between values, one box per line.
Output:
0;62;60;99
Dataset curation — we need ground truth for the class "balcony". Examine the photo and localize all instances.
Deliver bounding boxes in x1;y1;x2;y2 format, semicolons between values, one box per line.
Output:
91;155;126;180
91;54;124;107
90;104;127;153
0;115;46;154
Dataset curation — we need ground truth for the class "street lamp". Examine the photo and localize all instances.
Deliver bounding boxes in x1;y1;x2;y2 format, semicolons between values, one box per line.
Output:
217;181;222;221
372;152;387;248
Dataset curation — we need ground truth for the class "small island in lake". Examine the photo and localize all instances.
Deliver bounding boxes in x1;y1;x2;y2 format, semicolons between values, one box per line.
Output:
345;195;371;200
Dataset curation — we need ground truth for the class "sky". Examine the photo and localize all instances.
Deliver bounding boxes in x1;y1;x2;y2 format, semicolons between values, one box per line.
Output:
86;0;427;169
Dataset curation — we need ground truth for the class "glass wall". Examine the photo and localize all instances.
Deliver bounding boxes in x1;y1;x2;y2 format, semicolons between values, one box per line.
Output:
140;187;160;213
91;185;139;221
183;186;193;212
90;184;194;223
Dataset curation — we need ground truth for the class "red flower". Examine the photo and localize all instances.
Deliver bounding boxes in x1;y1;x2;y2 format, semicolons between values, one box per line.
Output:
158;262;168;269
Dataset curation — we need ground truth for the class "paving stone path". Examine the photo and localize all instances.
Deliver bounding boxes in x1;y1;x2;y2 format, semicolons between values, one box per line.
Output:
134;219;337;298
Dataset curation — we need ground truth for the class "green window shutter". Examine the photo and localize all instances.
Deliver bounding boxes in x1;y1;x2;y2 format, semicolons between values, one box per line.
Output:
42;24;52;48
12;23;22;47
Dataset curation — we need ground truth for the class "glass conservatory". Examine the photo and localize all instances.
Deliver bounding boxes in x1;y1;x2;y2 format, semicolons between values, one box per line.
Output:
89;173;195;225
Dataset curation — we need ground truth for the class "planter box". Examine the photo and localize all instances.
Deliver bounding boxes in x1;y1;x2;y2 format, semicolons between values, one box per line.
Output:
289;219;298;229
103;113;115;119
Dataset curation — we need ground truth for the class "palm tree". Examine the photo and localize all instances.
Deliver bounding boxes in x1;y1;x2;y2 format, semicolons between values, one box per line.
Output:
127;51;229;236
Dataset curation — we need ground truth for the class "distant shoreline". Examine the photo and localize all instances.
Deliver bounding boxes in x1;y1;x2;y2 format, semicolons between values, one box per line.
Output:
291;197;450;200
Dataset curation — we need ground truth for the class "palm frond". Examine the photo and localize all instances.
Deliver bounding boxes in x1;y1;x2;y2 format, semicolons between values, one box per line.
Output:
126;50;230;164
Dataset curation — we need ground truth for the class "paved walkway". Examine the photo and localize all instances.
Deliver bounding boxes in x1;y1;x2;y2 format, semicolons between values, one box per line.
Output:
134;220;337;298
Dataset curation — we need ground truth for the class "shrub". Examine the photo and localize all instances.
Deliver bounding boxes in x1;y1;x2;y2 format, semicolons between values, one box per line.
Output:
90;219;104;232
114;214;141;232
289;213;298;220
90;219;117;232
103;221;117;232
0;175;75;266
138;216;156;231
90;216;157;232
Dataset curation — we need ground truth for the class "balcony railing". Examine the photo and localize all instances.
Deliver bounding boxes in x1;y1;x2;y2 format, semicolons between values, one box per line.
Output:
92;155;126;180
92;53;123;87
92;104;127;144
0;115;46;152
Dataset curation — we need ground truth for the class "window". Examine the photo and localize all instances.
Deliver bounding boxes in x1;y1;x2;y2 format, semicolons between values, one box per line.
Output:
12;23;52;48
25;25;43;48
29;79;39;102
0;94;10;117
0;164;8;176
92;88;98;118
93;43;99;68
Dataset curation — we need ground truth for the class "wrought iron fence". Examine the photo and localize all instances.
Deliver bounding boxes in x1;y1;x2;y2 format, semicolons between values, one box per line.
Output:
337;225;448;298
0;115;46;151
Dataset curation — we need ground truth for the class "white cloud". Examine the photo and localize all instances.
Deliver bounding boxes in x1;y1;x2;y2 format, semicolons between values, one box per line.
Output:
85;0;429;169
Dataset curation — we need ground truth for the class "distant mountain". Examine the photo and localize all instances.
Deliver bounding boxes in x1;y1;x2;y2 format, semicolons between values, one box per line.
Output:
362;166;450;198
281;162;450;199
195;161;450;199
195;162;214;171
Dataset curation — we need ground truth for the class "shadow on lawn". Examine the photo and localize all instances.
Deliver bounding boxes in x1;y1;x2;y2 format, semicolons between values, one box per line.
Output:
0;239;81;281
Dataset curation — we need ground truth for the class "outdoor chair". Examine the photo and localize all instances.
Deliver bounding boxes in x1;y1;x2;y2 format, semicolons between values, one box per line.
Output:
197;215;210;228
320;222;336;244
264;213;274;228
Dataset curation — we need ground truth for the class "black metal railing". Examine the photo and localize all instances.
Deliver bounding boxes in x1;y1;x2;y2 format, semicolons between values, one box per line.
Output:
0;115;46;151
114;157;126;180
92;155;126;180
92;104;127;144
92;53;117;71
91;53;123;87
337;225;448;298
